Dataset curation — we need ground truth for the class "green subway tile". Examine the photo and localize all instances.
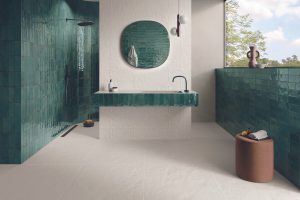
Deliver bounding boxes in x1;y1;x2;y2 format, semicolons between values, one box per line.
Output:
190;94;195;106
179;94;184;106
159;94;164;106
289;76;300;83
136;94;143;107
169;94;174;106
98;94;103;106
174;94;180;106
154;94;159;106
164;94;170;106
103;94;109;106
143;94;149;107
149;94;154;106
93;95;98;106
119;94;124;106
133;94;138;106
123;94;128;106
128;94;133;107
184;94;190;106
108;94;113;106
289;68;300;75
113;94;119;106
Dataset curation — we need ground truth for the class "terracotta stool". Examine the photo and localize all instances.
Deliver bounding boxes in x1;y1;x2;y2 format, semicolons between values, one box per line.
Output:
235;134;274;183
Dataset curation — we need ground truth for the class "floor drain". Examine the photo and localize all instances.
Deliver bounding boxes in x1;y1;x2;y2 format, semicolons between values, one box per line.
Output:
61;125;78;137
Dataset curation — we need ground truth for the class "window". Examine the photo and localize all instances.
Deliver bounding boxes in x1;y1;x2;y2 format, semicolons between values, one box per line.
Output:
226;0;300;67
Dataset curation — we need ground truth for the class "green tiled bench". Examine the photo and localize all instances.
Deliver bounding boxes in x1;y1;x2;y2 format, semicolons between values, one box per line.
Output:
94;91;198;107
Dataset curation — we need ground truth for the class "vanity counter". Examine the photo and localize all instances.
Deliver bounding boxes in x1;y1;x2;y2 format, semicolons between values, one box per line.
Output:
94;91;198;107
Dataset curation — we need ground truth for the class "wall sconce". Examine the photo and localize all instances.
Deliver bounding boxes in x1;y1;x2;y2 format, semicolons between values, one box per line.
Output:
170;0;188;37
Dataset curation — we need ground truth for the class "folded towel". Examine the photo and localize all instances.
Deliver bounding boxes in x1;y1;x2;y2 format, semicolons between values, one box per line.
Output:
248;130;268;140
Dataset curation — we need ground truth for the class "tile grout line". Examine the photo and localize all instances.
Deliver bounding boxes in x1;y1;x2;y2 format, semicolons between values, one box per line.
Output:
56;139;100;200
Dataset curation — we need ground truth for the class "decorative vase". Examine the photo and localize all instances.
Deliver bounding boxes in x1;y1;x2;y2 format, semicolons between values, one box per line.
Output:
247;46;260;68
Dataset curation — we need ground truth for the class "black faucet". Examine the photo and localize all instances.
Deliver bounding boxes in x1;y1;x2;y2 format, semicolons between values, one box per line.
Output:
172;76;189;93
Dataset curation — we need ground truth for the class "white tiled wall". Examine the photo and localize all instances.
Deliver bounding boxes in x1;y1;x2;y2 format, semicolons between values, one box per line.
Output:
99;0;191;139
99;107;191;139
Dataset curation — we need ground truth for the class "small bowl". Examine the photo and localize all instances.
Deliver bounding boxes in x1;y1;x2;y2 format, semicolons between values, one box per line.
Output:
83;122;94;127
255;64;267;69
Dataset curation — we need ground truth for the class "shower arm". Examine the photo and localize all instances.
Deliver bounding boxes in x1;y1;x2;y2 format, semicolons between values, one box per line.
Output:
66;18;86;22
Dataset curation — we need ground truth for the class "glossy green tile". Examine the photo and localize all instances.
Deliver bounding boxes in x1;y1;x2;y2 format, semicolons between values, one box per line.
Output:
103;94;109;106
184;94;190;106
159;94;164;106
169;94;174;106
154;94;159;106
113;94;119;106
174;94;180;106
164;94;170;106
216;68;300;190
142;94;149;107
134;94;139;106
119;94;124;106
128;94;133;107
149;94;154;106
123;94;128;106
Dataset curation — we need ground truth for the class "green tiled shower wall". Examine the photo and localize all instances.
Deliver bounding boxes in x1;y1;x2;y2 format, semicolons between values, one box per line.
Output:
216;68;300;189
94;93;199;107
0;0;22;164
0;0;99;164
122;21;170;68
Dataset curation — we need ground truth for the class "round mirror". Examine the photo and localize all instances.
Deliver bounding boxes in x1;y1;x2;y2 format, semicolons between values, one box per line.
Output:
121;21;170;69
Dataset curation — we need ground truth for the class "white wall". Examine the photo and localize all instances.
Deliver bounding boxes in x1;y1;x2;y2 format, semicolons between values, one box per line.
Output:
99;0;192;139
191;0;225;122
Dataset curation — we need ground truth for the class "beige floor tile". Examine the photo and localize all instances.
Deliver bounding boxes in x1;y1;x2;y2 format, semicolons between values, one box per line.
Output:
23;138;98;165
0;165;80;200
0;165;19;181
84;140;146;165
60;165;144;200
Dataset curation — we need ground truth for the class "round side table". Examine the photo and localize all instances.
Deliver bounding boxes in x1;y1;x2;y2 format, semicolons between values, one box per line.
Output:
235;134;274;183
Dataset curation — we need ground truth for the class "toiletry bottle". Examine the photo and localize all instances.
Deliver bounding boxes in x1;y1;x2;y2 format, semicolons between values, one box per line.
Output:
108;79;113;91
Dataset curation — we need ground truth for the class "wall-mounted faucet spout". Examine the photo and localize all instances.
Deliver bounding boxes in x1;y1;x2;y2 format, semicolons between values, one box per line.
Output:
172;76;189;93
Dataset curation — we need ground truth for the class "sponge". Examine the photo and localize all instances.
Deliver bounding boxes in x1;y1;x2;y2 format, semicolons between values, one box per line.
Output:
84;120;94;124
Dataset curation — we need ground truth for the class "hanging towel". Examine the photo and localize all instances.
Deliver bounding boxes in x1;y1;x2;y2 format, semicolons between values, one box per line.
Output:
248;130;268;140
128;45;138;67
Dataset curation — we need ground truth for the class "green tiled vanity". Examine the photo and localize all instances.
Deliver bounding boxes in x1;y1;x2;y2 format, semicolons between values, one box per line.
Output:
94;91;198;107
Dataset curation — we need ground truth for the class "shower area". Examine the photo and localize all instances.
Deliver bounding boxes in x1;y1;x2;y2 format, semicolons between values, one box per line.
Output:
0;0;99;164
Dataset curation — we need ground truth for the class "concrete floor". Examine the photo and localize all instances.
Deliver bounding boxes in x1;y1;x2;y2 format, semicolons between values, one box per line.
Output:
0;122;299;200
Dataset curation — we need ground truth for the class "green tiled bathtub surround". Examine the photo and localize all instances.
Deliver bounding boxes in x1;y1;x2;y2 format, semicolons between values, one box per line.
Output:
121;21;170;69
0;0;99;164
94;92;198;107
216;68;300;189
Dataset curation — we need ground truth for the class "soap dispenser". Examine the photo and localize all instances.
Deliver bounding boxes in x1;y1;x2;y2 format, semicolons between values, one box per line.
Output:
108;79;113;91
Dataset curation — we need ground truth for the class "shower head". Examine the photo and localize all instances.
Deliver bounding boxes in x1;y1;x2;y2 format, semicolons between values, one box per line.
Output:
66;18;94;26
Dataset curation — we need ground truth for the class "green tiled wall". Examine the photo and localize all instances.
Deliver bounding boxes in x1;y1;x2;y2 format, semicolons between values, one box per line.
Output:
94;93;198;107
121;21;170;68
0;0;99;164
0;0;22;164
216;68;300;189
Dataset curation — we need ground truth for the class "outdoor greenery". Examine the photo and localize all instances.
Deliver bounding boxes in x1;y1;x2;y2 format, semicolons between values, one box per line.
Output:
226;0;299;67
